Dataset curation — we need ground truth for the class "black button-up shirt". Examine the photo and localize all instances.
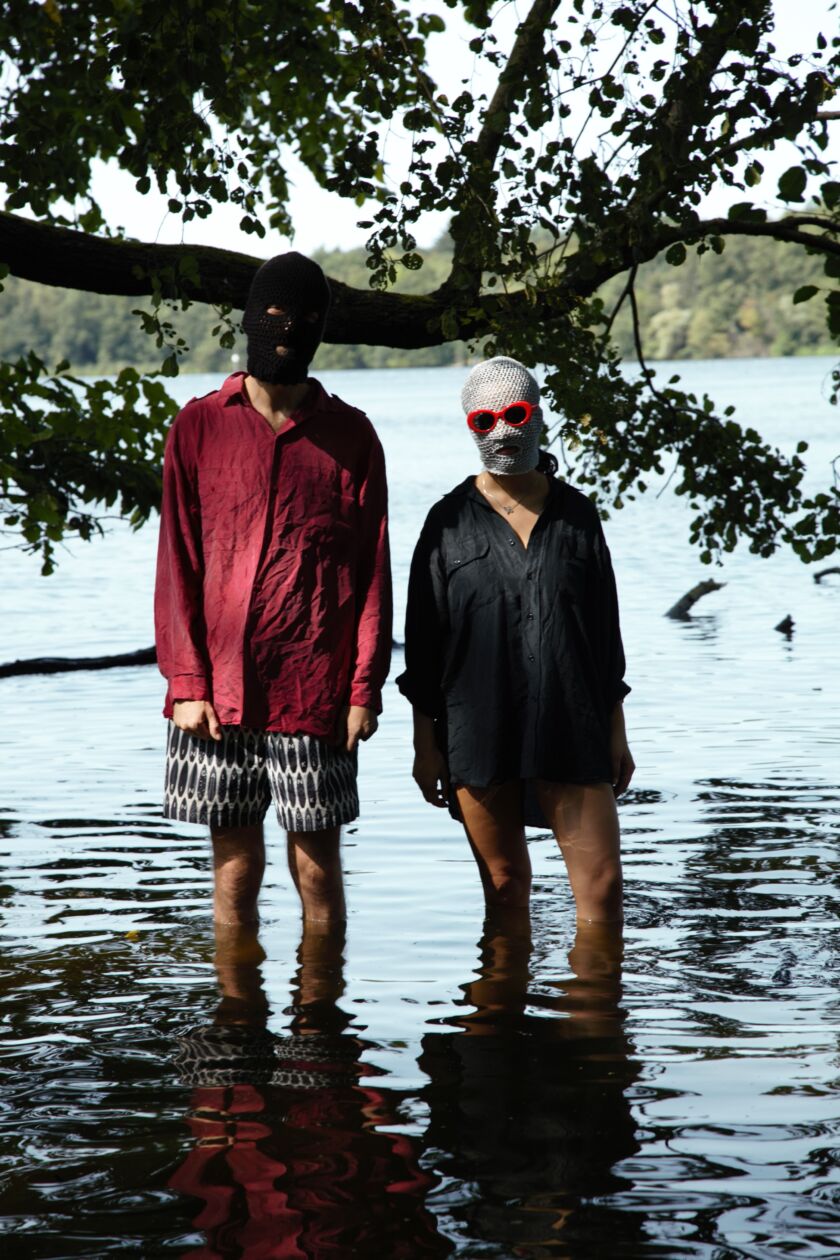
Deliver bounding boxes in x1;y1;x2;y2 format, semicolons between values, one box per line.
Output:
396;475;630;800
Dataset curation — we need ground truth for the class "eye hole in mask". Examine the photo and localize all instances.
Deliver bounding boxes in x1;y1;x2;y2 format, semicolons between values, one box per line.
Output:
466;400;536;434
266;306;321;323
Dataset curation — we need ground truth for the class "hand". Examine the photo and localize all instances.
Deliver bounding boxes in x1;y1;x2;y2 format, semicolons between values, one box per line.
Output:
413;746;450;808
336;705;378;754
173;699;222;741
610;704;635;796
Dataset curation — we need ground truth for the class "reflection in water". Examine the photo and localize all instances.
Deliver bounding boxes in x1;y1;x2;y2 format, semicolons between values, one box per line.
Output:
1;770;837;1255
169;925;450;1259
420;914;642;1257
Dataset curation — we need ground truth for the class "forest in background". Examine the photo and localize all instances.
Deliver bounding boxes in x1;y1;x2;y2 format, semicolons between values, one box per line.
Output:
0;231;833;376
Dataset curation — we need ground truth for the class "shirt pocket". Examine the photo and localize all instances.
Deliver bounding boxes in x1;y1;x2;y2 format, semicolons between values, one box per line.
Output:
444;537;494;614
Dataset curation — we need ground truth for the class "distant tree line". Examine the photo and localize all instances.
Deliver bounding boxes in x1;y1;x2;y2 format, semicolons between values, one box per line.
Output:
1;232;832;377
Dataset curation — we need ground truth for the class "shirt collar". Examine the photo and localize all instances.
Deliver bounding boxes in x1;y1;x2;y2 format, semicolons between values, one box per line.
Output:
220;372;336;420
447;472;562;509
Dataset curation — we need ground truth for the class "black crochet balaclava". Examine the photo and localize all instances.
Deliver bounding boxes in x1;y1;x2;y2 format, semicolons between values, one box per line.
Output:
242;252;331;385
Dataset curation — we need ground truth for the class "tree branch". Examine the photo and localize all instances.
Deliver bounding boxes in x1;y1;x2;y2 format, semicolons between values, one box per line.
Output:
655;215;840;261
599;263;638;347
3;204;837;353
632;2;767;213
563;211;840;303
447;0;562;280
0;210;444;349
712;94;835;166
714;119;804;163
468;0;562;175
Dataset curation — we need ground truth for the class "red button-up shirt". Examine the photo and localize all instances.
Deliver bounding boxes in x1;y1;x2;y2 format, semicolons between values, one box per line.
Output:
154;373;391;737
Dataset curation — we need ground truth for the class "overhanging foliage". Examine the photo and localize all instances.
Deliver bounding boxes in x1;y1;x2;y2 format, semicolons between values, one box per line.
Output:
0;0;838;571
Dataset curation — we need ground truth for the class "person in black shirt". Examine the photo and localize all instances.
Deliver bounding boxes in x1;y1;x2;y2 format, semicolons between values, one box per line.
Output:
396;357;634;923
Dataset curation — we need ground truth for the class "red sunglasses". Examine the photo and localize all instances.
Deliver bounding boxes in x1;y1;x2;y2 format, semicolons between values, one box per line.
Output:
466;400;537;434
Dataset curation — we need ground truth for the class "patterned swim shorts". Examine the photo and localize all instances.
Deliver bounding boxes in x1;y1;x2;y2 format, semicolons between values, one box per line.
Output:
163;722;359;832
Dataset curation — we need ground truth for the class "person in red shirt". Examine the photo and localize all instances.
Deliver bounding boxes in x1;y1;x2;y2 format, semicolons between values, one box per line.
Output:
155;252;391;926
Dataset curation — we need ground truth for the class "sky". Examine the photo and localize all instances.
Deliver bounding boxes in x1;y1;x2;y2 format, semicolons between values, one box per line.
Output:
52;0;840;258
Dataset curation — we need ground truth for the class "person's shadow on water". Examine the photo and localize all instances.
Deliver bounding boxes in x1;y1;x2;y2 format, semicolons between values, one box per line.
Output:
419;912;643;1257
168;924;451;1259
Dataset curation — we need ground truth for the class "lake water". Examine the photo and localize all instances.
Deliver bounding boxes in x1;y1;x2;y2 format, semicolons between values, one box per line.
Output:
1;359;838;1258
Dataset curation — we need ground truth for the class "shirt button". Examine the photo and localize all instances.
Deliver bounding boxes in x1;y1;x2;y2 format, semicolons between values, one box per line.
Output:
527;612;535;620
509;539;515;546
528;654;535;662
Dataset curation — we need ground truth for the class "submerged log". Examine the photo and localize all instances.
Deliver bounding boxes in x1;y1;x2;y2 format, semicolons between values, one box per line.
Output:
813;566;840;583
0;640;406;679
774;615;794;636
665;579;725;619
0;646;157;679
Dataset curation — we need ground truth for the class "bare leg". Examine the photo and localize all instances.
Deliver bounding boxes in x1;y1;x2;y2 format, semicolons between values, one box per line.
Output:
287;826;346;924
210;823;266;925
535;781;623;924
455;782;532;909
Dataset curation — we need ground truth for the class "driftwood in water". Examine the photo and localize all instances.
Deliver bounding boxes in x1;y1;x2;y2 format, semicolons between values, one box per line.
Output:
0;646;156;679
774;615;794;636
813;566;840;583
0;639;406;680
665;579;725;620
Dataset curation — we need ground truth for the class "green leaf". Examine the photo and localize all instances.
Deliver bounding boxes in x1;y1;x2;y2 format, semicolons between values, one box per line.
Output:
727;202;767;223
792;285;819;305
821;180;840;209
665;242;686;266
778;165;807;202
418;14;445;34
403;107;429;131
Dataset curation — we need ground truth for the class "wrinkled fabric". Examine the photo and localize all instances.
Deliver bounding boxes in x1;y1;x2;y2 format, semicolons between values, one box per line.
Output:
396;476;629;790
155;373;391;737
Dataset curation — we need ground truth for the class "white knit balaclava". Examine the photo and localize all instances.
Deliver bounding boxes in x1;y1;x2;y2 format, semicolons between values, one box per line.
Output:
461;356;542;475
